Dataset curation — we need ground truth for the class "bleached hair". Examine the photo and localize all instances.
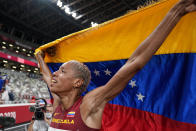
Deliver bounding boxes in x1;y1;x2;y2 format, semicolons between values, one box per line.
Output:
68;60;91;94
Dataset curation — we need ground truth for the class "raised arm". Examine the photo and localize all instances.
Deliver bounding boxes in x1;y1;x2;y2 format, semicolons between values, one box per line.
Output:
35;51;52;86
81;0;196;127
35;51;60;111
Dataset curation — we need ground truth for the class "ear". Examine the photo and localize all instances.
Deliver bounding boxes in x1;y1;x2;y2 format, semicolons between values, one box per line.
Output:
73;79;84;88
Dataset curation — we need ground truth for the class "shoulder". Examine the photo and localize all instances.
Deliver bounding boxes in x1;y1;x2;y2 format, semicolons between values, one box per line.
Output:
80;87;107;117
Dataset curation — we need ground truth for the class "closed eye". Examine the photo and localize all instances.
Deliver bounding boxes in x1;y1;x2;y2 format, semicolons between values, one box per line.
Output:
59;67;64;73
61;68;66;73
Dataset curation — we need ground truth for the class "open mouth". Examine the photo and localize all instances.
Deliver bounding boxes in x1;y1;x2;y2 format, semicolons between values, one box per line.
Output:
52;79;57;83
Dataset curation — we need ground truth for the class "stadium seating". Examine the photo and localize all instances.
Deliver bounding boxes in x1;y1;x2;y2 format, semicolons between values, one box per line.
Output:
0;68;49;104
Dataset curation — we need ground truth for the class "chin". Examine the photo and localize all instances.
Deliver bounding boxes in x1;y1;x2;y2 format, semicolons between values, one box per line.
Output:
50;86;57;92
51;87;62;94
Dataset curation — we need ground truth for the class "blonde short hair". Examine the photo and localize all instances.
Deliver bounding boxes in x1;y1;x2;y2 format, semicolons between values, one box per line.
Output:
68;60;91;94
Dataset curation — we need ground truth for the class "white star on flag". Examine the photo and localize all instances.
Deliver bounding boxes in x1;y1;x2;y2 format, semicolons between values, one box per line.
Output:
129;80;136;88
93;69;100;76
136;93;145;102
104;69;112;76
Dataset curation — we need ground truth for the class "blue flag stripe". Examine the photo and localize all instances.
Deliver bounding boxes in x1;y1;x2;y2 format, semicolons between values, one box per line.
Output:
48;53;196;124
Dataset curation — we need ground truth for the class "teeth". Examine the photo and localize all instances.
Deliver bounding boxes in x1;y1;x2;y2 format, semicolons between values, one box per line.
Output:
52;79;57;83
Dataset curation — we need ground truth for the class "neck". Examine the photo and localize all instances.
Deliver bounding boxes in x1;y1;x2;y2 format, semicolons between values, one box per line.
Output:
58;91;81;110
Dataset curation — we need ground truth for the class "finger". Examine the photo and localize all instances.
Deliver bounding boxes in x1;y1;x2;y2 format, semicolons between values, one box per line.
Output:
186;3;196;12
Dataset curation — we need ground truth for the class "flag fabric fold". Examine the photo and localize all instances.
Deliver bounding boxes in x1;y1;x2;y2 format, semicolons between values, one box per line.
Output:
36;0;196;130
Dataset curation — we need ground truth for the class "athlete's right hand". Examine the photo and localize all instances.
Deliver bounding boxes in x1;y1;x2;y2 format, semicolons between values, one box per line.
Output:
36;50;45;58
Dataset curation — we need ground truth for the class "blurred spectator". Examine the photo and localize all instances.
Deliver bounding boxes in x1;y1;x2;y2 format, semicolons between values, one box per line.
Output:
0;68;50;104
4;78;11;91
44;104;53;125
30;96;36;103
28;105;53;131
1;87;9;104
0;77;4;91
0;89;3;104
8;90;15;101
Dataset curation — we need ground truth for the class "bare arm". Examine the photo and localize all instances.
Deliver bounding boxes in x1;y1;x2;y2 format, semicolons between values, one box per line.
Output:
35;51;52;86
27;120;34;131
35;51;60;111
81;0;196;127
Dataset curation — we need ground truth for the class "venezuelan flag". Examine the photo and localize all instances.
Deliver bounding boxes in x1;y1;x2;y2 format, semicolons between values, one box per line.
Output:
67;112;75;117
36;0;196;130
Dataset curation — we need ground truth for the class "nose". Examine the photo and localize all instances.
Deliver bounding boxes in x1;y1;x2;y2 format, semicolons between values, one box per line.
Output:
53;70;58;77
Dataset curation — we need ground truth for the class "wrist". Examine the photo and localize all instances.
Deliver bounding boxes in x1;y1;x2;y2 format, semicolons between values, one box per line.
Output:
170;1;187;17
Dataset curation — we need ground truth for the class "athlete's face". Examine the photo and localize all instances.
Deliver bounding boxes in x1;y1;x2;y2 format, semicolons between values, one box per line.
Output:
50;62;77;93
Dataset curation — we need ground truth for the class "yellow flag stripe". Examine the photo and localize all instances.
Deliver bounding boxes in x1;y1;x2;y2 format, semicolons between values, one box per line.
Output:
36;0;196;63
